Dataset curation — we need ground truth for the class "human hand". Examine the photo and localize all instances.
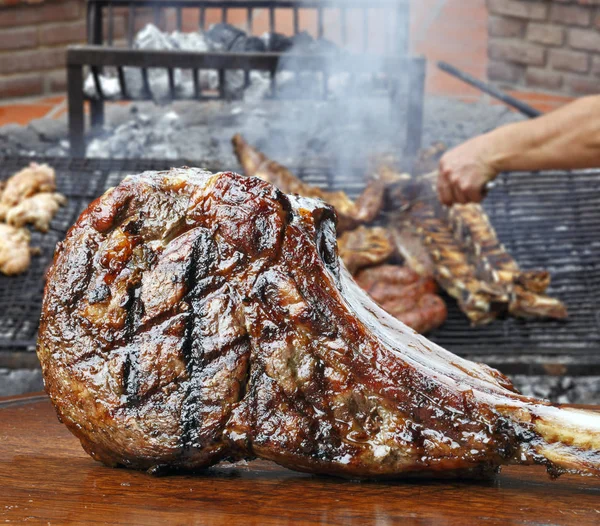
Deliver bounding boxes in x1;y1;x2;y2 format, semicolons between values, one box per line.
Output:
437;135;498;206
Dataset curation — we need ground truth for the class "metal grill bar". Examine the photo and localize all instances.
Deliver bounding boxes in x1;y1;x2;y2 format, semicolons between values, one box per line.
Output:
117;66;128;98
141;67;151;98
317;6;324;39
68;47;414;73
269;6;275;33
293;6;299;34
247;7;253;33
127;5;135;47
107;3;114;45
167;68;176;99
176;7;183;31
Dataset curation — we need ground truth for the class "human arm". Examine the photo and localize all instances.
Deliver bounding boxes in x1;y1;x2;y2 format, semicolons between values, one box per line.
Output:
437;95;600;206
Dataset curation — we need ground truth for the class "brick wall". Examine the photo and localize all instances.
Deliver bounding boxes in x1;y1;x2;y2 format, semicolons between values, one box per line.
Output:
487;0;600;96
0;0;89;99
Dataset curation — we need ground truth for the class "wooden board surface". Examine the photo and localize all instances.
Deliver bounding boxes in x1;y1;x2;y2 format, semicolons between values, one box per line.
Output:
1;394;599;525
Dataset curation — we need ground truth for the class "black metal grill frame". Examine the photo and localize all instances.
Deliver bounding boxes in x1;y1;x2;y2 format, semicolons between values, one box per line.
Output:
67;0;425;160
1;155;600;376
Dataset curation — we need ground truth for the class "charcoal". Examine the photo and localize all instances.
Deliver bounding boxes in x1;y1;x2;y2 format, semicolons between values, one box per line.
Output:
171;30;210;52
262;32;294;52
206;23;246;51
230;36;266;53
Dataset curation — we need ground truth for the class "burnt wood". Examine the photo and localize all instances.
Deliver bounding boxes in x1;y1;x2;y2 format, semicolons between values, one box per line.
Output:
0;394;599;525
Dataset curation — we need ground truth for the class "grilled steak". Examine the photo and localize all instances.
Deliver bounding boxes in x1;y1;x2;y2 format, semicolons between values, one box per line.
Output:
38;169;600;479
232;134;385;232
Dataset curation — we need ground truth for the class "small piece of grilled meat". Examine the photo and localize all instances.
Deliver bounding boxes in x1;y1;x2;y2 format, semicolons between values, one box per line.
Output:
0;224;31;276
337;226;394;274
354;265;447;334
0;163;56;221
6;192;67;233
38;169;600;479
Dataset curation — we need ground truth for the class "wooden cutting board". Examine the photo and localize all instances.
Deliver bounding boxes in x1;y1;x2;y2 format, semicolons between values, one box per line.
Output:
1;393;599;525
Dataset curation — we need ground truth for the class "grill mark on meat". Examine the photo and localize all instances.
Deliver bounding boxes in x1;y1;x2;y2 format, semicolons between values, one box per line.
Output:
121;282;144;405
125;285;144;337
179;229;218;452
51;233;100;308
122;347;141;405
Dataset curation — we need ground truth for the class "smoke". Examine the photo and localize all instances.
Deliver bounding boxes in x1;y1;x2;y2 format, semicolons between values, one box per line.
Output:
236;2;417;183
82;5;421;182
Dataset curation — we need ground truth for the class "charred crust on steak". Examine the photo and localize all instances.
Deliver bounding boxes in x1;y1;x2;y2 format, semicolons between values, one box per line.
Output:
37;168;600;479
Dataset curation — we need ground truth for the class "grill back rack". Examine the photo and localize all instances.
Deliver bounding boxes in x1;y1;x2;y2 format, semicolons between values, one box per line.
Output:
1;156;600;375
68;0;424;159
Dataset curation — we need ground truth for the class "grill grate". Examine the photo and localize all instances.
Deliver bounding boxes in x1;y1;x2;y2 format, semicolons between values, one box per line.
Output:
1;156;599;359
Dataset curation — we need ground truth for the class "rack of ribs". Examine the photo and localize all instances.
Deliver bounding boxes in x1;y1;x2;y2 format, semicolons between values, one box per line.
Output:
448;203;566;319
381;166;567;324
37;169;599;479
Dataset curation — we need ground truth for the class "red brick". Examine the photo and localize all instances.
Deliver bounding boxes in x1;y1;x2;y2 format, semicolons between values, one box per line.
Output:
488;15;526;38
550;4;593;26
566;75;600;95
569;28;600;51
527;23;565;46
0;73;43;98
487;0;548;21
0;27;38;51
550;48;590;73
133;9;162;33
487;60;524;82
489;40;546;66
0;0;82;29
525;68;564;90
0;47;65;75
39;20;86;46
45;69;67;93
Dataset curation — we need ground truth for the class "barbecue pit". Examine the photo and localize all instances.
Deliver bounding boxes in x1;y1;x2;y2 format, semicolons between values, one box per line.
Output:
68;0;424;162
